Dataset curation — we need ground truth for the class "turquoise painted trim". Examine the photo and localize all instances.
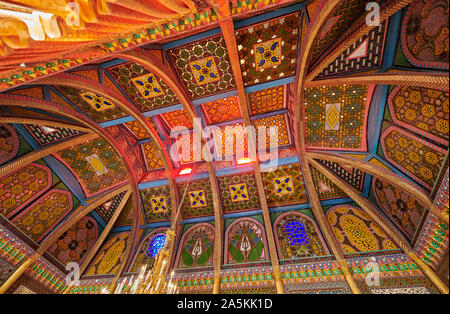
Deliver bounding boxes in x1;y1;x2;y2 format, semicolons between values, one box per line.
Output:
216;164;254;177
244;75;296;93
368;85;389;154
260;155;300;169
269;203;310;213
90;209;107;229
142;104;184;116
191;90;238;106
111;226;132;232
175;171;209;183
362;173;373;198
43;155;85;202
320;197;353;207
223;210;263;219
98;116;135;127
13;123;40;150
139;221;171;230
234;2;304;30
181;216;215;224
138;178;169;189
162;27;221;50
382;10;402;69
100;58;128;69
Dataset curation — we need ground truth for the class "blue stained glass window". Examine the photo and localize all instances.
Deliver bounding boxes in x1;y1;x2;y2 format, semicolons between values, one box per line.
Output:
284;219;309;245
146;234;166;257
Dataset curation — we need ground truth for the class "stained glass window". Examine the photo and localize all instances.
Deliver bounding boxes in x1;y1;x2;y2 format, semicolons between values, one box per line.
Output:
276;213;328;259
146;234;166;257
284;219;310;246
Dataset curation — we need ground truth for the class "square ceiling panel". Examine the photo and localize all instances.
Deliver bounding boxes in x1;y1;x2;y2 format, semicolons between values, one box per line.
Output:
212;122;248;159
107;62;179;112
124;118;158;140
167;35;236;100
304;85;370;151
236;13;300;86
248;85;285;116
252;113;291;148
218;172;261;213
201;96;242;125
161;108;193;130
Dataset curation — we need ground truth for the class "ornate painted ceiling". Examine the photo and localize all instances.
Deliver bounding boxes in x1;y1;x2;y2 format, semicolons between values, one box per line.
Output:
0;0;448;295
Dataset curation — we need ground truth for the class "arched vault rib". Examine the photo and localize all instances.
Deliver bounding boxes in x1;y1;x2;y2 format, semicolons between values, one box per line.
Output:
112;49;222;291
304;71;449;91
292;0;362;294
308;158;449;294
0;116;92;133
27;73;179;268
0;94;140;293
307;151;449;224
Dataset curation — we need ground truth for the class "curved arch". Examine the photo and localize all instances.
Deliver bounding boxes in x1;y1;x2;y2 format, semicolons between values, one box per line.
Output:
273;211;330;259
307;151;448;224
115;49;223;287
224;217;269;264
128;227;168;272
0;93;141;283
174;222;215;268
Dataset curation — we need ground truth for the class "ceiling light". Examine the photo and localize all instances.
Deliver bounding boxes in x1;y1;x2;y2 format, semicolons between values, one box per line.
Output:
179;167;192;175
237;157;251;165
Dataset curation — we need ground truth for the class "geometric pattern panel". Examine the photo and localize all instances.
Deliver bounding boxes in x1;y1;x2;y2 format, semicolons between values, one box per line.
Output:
236;13;300;86
373;177;426;241
318;160;365;191
262;163;307;207
248;86;285;116
11;189;73;243
225;218;267;264
95;192;127;224
305;85;369;150
388;86;449;145
310;166;347;200
400;0;449;70
114;197;133;227
141;141;164;171
167;35;236;100
178;179;214;218
124;118;157;140
274;212;329;259
85;232;129;276
212;123;248;158
46;216;98;266
141;186;172;223
107;62;179;112
0;124;19;165
381;126;447;190
201;96;242;125
58;138;127;196
316;22;386;78
0;258;16;287
218;172;260;213
326;204;398;254
252;113;290;148
0;163;52;218
309;0;368;65
161;109;193;130
176;223;214;268
24;124;81;146
57;86;127;123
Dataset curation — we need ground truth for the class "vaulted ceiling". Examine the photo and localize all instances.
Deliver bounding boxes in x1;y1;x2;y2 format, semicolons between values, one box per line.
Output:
0;0;448;294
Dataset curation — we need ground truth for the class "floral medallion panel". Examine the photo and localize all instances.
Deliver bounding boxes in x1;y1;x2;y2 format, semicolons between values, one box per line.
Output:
85;232;130;276
178;179;214;218
107;62;179;111
400;0;449;70
141;185;172;223
373;177;426;241
218;172;260;213
236;13;300;86
167;35;236;100
262;163;307;207
326;205;399;254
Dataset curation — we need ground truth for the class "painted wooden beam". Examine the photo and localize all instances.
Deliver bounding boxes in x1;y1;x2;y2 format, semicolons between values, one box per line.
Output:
305;72;449;91
0;116;91;133
0;133;98;178
307;151;449;223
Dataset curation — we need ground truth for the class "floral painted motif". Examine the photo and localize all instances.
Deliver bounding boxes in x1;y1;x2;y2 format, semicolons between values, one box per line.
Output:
131;73;165;99
189;56;220;85
80;92;115;111
254;38;282;70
